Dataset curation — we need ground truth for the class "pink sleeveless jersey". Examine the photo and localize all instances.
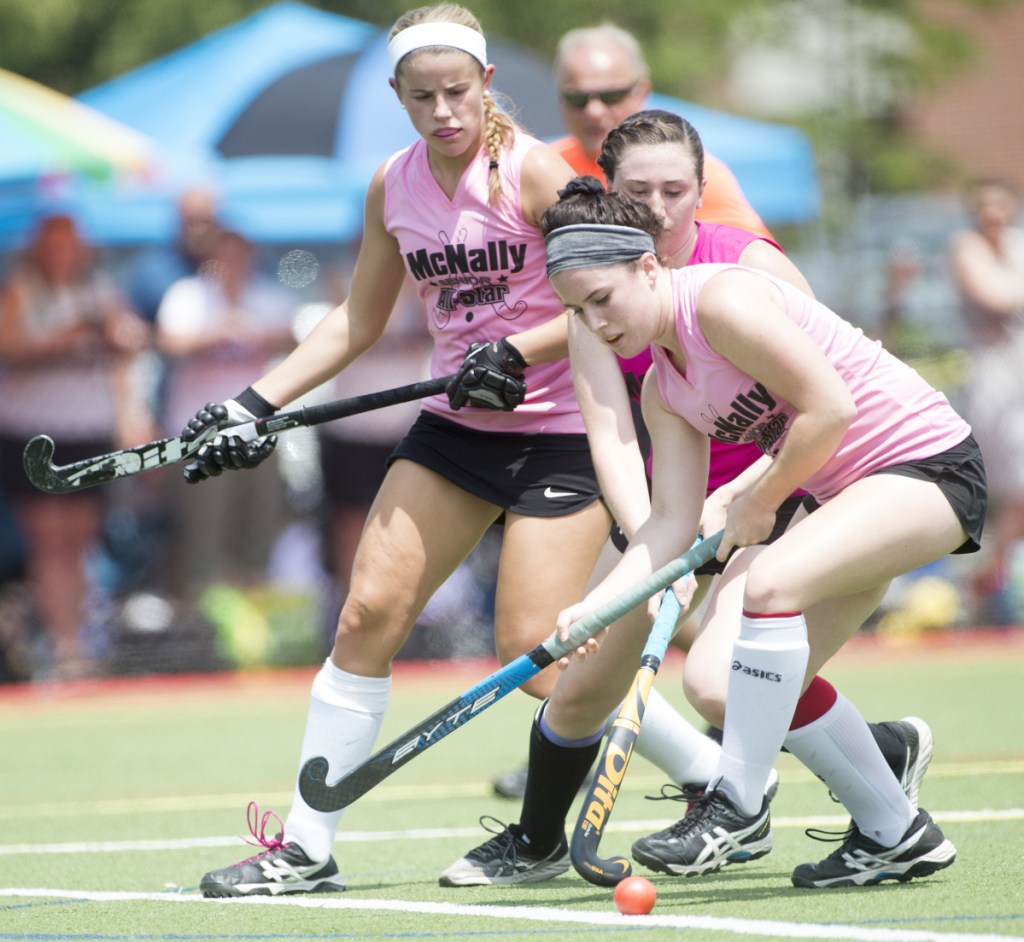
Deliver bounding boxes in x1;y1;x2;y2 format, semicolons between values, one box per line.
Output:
383;134;583;434
616;222;781;493
651;264;971;503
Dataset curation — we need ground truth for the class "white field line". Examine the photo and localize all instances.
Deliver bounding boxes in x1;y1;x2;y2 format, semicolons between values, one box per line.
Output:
0;887;1018;942
1;807;1021;856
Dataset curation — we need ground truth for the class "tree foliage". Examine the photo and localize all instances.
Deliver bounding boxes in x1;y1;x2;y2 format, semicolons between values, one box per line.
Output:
0;0;1009;195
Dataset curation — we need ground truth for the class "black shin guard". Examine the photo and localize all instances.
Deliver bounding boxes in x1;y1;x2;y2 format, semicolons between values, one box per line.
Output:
517;704;602;856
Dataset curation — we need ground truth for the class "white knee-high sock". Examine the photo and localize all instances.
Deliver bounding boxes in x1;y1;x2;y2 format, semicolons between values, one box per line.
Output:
620;688;721;786
283;659;391;862
715;611;808;816
784;692;915;845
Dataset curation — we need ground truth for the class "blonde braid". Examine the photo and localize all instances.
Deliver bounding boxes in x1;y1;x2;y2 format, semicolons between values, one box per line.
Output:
483;92;515;207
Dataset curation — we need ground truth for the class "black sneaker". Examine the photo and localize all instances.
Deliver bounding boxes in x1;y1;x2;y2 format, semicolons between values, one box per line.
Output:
200;802;345;897
439;816;570;886
631;788;772;877
200;842;345;897
830;716;934;810
791;809;956;888
645;767;780;816
879;716;933;808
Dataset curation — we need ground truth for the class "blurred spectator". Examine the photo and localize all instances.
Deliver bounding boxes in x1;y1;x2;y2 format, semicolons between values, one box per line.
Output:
877;238;926;356
156;229;298;600
0;214;153;679
104;189;226;601
0;483;29;682
123;186;223;326
949;178;1024;619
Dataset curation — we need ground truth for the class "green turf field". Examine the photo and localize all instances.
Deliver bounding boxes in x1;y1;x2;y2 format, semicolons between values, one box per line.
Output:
2;630;1023;941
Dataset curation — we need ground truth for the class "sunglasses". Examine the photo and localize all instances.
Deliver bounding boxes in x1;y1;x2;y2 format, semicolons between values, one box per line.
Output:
561;85;638;109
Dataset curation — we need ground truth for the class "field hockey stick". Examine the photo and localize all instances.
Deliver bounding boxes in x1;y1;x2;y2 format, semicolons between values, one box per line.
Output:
298;530;722;813
22;376;453;494
571;582;684;887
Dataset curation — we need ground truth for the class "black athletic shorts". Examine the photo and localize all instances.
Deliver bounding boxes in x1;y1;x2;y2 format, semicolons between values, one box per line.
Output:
609;492;806;576
868;433;986;554
388;411;601;518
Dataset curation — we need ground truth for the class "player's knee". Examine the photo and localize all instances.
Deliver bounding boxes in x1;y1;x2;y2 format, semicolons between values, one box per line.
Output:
742;558;802;613
683;671;726;728
334;591;401;649
546;687;609;737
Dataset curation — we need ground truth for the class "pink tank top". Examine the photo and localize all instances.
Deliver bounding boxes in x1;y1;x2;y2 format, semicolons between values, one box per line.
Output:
617;222;781;492
383;133;584;434
651;265;971;502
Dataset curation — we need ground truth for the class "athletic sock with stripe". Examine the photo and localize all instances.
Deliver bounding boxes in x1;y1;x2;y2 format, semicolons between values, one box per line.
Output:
785;690;915;845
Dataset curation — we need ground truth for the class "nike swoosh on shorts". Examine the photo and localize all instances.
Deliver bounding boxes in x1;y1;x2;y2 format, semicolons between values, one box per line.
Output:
543;487;578;499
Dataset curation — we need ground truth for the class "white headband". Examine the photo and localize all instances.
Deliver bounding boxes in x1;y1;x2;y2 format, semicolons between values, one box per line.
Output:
388;22;488;73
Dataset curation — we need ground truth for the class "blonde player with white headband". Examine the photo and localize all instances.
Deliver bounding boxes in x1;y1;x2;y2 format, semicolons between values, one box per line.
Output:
187;1;619;896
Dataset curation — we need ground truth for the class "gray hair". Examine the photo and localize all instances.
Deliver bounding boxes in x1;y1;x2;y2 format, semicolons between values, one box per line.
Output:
553;24;650;82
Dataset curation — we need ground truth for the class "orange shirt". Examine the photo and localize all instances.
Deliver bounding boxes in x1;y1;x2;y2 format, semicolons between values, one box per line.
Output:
551;135;774;241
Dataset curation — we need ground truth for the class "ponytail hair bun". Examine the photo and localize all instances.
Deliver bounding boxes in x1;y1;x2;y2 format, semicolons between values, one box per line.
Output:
557;175;606;200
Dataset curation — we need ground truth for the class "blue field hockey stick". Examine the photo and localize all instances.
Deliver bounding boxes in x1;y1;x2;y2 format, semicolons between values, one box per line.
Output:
298;531;722;813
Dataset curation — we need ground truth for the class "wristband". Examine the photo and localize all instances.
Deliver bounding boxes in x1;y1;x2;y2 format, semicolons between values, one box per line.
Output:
235;386;278;418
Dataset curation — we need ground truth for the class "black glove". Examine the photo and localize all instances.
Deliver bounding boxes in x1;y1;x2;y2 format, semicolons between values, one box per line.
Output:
446;337;527;412
180;387;279;485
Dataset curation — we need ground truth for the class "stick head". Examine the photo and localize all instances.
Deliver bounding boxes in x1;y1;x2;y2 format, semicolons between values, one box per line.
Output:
298;756;342;812
573;846;632;886
22;435;66;494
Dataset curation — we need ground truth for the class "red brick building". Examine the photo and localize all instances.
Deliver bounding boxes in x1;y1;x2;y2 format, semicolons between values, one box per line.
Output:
907;0;1024;190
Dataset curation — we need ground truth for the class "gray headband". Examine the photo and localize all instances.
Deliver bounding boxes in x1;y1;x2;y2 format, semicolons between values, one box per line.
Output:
544;224;657;278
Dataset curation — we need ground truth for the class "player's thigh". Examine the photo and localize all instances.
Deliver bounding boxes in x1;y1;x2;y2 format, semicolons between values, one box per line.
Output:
493;501;611;695
337;459;499;652
804;583;889;677
744;474;966;613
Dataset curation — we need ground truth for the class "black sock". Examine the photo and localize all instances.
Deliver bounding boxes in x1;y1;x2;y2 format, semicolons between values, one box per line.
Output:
517;708;602;856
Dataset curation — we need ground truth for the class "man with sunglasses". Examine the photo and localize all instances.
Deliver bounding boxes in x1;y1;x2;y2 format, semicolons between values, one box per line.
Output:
551;23;773;239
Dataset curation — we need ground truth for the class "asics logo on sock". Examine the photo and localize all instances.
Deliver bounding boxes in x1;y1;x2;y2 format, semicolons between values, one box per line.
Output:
731;660;782;683
543;486;578;499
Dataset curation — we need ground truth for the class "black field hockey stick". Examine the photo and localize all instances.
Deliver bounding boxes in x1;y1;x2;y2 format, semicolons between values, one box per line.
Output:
571;578;687;887
23;376;453;494
298;531;723;813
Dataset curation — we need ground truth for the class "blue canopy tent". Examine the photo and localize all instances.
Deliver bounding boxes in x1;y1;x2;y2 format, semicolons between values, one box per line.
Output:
1;2;819;251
